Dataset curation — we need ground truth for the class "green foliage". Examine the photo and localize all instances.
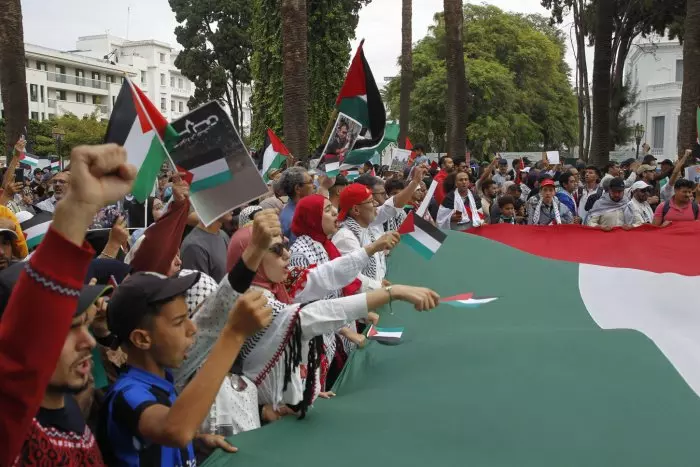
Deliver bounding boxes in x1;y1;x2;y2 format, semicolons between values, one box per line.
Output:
385;4;577;158
170;0;252;130
611;74;640;147
20;113;107;159
250;0;370;153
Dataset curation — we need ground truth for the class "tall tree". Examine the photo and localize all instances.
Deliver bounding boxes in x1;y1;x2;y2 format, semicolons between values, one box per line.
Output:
588;0;614;167
398;0;413;149
0;0;28;158
170;0;252;134
443;0;468;159
281;0;309;159
678;0;700;156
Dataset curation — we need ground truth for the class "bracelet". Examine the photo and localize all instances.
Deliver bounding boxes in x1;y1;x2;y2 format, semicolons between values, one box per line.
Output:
384;285;393;314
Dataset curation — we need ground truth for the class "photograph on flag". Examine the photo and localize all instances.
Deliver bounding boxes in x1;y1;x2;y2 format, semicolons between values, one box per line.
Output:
319;112;363;176
169;101;268;226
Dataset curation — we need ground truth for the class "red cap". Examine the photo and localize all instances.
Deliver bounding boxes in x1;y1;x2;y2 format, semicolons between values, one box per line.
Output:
338;184;373;221
540;179;555;189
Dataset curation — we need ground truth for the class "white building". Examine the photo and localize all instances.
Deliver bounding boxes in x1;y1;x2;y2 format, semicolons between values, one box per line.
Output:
0;34;195;123
627;34;684;158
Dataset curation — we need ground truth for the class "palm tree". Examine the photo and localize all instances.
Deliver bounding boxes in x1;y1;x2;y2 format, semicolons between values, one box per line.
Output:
588;0;615;168
398;0;413;149
0;0;28;159
281;0;309;160
678;0;700;157
443;0;467;159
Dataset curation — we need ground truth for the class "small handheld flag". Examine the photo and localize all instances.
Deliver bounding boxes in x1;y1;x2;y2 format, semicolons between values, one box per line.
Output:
441;293;498;308
398;211;446;260
260;128;291;182
367;325;404;344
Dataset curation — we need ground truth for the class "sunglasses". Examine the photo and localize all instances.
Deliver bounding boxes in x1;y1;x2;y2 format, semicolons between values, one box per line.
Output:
268;241;290;257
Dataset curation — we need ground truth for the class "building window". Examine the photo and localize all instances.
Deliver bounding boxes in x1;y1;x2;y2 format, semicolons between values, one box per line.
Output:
41;112;45;120
56;90;66;101
652;116;665;149
160;52;166;63
76;93;86;103
160;98;167;111
141;71;147;84
25;59;29;68
30;84;38;102
676;60;684;82
178;78;183;89
178;101;184;112
171;100;176;111
160;73;166;86
30;112;39;121
112;96;117;106
106;74;115;83
36;61;47;71
40;86;44;103
56;65;65;74
92;95;101;105
170;76;176;87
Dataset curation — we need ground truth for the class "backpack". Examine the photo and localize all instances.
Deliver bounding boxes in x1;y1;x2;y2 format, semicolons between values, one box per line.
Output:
661;200;699;222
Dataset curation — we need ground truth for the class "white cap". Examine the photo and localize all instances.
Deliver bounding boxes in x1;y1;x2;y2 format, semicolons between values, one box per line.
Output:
630;181;651;192
0;229;18;240
521;167;531;173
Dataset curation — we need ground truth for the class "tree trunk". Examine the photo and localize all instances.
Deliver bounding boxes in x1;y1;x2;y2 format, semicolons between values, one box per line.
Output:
443;0;468;160
281;0;309;160
678;0;700;157
0;0;28;159
589;0;615;168
398;0;413;150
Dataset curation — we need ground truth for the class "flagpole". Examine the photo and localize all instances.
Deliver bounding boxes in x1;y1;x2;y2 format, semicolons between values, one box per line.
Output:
320;108;339;152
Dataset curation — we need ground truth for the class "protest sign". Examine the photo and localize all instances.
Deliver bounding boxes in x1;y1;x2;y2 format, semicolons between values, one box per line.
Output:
545;151;560;165
319;112;363;175
389;147;412;173
685;165;700;184
169;101;268;227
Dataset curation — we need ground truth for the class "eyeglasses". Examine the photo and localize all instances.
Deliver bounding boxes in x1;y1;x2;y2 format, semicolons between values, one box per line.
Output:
268;241;290;257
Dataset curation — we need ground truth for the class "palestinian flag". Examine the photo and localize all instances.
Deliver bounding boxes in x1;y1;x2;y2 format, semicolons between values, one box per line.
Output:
176;147;232;193
260;128;290;182
335;40;386;151
50;159;60;173
367;325;403;344
20;211;52;249
203;223;700;467
345;122;398;166
440;293;498;308
397;211;446;260
19;152;39;167
105;79;177;202
344;169;360;181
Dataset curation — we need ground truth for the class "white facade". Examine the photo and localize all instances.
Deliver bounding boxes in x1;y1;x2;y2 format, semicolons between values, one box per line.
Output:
0;34;195;123
626;34;683;159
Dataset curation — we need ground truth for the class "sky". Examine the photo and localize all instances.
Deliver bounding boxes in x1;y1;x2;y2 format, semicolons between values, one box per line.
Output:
21;0;578;84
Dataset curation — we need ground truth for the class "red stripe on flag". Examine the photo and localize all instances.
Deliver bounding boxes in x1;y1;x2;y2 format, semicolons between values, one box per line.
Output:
335;40;367;105
468;223;700;276
131;81;169;139
267;128;291;156
398;211;416;235
441;293;474;302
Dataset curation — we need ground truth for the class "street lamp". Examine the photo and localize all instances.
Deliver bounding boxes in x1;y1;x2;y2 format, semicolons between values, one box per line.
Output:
52;127;65;168
634;123;645;160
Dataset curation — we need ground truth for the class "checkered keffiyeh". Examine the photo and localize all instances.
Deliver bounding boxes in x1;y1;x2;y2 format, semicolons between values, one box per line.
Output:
239;206;263;228
179;269;218;317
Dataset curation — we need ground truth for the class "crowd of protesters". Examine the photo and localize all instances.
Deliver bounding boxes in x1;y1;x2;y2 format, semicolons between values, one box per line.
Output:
0;136;698;466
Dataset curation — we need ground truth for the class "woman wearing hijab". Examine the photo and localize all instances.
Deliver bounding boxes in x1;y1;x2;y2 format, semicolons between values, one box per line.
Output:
289;194;401;389
175;210;439;432
436;172;484;230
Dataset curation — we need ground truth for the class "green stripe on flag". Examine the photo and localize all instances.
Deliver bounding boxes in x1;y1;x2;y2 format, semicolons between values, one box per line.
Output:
132;136;167;202
190;171;233;193
337;96;369;128
26;233;45;249
401;233;436;261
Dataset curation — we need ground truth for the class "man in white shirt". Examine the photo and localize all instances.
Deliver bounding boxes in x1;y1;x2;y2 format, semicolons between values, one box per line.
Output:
623;181;654;228
35;171;70;213
332;166;427;290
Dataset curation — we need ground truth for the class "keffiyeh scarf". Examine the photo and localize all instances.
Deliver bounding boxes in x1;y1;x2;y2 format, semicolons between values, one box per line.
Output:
532;197;562;225
179;269;219;317
342;217;378;280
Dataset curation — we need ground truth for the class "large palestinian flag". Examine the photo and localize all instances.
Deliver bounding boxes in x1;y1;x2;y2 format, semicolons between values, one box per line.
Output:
335;40;386;152
105;79;177;202
203;224;700;467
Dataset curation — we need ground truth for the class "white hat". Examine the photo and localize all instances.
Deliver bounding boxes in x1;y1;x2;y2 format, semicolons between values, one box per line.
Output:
521;167;531;174
630;181;651;192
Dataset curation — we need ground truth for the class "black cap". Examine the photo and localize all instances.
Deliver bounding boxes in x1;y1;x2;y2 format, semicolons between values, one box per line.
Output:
609;178;625;191
107;271;200;344
660;158;674;166
643;154;658;164
621;158;636;167
0;262;111;320
498;158;508;166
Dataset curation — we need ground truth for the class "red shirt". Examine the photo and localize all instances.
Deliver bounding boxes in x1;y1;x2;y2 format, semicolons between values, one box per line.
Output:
433;170;449;205
654;199;697;223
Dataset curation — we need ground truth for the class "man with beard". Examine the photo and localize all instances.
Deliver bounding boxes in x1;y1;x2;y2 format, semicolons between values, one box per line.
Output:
623;181;655;228
585;178;628;230
36;170;70;213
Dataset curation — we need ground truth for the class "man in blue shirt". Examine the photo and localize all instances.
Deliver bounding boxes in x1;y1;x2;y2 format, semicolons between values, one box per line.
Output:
100;212;278;466
278;167;314;245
